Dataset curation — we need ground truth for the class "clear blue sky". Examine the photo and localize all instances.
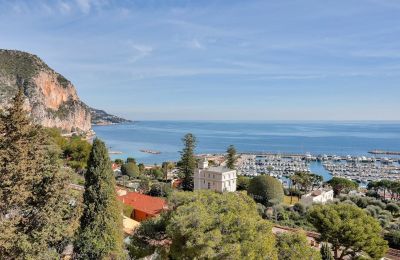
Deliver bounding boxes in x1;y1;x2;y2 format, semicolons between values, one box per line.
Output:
0;0;399;120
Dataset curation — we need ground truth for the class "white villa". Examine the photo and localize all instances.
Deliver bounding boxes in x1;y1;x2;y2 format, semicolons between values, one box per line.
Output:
300;189;334;206
194;158;237;192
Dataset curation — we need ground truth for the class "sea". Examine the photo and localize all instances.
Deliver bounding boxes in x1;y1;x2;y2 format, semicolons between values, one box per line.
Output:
93;121;400;181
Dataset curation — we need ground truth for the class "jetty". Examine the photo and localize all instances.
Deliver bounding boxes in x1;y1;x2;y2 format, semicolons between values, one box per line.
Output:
140;149;161;155
369;150;400;156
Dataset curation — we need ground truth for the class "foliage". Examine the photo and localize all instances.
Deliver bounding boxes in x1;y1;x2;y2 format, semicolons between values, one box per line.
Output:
320;243;334;260
384;230;400;249
46;128;92;171
308;203;388;259
126;157;137;164
148;183;172;197
226;144;237;170
178;133;197;191
327;177;358;196
128;216;169;259
114;158;124;165
138;178;151;193
74;139;124;259
0;88;81;259
290;172;323;193
386;203;400;215
130;190;278;259
145;167;164;180
276;231;321;260
121;162;140;179
122;203;134;218
167;191;277;259
237;175;251;190
248;175;284;206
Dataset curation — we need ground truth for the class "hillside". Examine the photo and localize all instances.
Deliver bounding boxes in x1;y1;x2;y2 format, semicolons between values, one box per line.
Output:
90;107;132;125
0;49;130;132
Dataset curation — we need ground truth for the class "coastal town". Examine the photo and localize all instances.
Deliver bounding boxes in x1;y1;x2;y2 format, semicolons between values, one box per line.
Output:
2;1;400;259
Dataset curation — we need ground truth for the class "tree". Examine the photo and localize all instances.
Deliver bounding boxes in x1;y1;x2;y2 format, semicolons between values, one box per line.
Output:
0;88;80;258
276;231;321;260
308;203;388;259
237;175;251;190
138;163;145;173
327;177;358;196
114;158;124;165
74;139;124;259
126;157;137;164
247;175;284;206
386;203;400;215
226;144;237;170
121;162;140;179
167;191;277;259
179;133;197;191
138;178;151;194
320;243;334;260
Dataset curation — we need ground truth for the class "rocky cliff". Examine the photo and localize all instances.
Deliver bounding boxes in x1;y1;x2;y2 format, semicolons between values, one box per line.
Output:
0;49;91;132
0;49;130;132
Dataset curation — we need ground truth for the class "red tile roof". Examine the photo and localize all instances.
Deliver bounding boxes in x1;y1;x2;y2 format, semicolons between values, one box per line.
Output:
118;192;167;216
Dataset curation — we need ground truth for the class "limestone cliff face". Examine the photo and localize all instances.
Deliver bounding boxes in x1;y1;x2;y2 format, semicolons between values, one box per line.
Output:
0;49;91;132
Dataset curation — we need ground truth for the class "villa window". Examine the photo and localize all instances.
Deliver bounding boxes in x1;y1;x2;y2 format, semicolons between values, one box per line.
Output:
208;182;211;189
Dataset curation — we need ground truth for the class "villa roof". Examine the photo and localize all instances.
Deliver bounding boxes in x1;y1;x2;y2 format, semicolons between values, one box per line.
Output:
118;192;167;216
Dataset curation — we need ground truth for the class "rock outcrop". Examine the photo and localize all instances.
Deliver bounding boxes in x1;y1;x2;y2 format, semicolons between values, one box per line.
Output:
0;49;91;132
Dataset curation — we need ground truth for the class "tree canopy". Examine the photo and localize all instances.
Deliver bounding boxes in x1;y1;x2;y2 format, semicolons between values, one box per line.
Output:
276;231;321;260
226;144;237;170
247;175;284;205
121;162;140;179
179;133;197;191
327;177;358;196
74;139;124;259
0;88;80;259
130;190;278;259
308;203;388;259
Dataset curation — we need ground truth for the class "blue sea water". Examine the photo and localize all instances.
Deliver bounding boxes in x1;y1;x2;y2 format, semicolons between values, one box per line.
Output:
93;121;400;169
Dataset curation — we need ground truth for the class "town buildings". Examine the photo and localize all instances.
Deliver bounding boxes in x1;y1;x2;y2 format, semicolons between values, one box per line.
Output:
193;158;237;192
300;189;334;206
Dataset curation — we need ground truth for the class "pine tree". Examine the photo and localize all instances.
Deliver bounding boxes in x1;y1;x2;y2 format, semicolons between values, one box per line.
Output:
226;144;237;170
0;87;79;259
74;138;124;259
179;133;197;191
320;243;334;260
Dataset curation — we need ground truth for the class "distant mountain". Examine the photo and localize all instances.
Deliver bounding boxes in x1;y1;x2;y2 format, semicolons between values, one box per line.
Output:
0;49;130;132
89;107;132;125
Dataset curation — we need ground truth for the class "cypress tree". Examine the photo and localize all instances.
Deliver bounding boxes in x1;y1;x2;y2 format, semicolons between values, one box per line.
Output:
179;133;196;191
320;243;334;260
226;144;237;170
0;87;79;259
74;138;124;259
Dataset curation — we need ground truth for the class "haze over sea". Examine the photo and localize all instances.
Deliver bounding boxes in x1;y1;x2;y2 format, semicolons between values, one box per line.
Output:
94;121;400;166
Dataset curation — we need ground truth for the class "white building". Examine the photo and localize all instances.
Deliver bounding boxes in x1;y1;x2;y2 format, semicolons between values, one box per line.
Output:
194;158;237;192
300;189;334;206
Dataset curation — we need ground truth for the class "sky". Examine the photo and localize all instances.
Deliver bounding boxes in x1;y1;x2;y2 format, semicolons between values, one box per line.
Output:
0;0;399;121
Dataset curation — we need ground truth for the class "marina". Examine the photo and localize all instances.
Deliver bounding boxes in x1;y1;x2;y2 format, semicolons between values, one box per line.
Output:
237;152;400;184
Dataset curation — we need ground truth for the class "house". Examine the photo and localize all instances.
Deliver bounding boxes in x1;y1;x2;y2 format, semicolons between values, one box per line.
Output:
300;189;334;206
194;158;237;192
118;192;167;222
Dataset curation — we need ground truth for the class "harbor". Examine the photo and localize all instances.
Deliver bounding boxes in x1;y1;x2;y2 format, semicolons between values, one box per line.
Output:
237;152;400;184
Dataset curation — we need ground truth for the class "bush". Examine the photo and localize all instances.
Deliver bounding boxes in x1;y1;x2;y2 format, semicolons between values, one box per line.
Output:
237;175;250;191
386;203;400;215
293;202;306;215
385;230;400;249
247;175;284;206
121;162;140;179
